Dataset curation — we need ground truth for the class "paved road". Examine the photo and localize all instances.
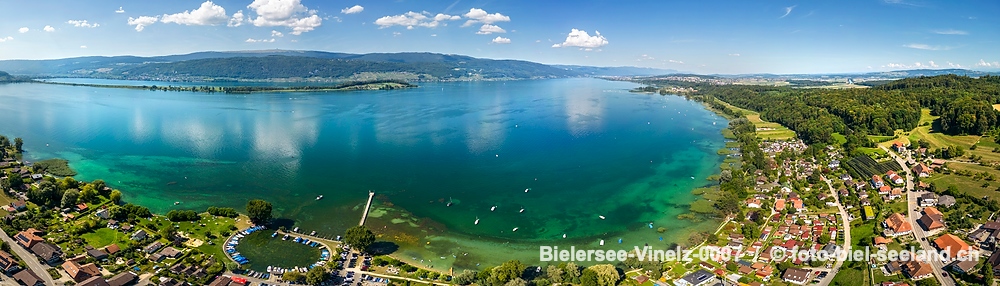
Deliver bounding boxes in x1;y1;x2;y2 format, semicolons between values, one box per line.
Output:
882;146;955;286
818;178;853;286
0;229;55;285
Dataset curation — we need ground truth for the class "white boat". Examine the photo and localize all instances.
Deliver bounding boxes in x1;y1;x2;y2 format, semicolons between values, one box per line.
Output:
519;208;524;213
310;231;316;235
491;206;497;212
524;188;530;193
474;217;479;225
316;195;323;200
600;239;605;246
292;227;299;232
562;234;567;239
599;215;606;220
512;227;518;232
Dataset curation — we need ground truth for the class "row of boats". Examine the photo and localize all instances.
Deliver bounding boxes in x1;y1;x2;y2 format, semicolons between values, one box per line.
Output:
225;225;268;265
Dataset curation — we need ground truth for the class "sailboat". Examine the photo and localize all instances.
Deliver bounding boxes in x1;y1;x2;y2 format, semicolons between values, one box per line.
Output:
474;217;480;225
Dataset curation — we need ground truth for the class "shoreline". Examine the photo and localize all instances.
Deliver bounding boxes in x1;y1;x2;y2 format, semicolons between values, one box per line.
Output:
32;79;417;94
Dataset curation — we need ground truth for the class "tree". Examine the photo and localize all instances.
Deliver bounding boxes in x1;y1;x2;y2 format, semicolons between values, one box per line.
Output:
79;185;98;203
504;278;527;286
546;265;564;283
564;262;582;282
490;260;526;285
13;137;22;152
305;266;330;285
282;271;305;283
29;181;60;208
455;270;478;285
109;189;122;204
91;180;110;196
983;263;994;286
344;225;376;252
586;264;620;286
245;199;273;224
818;233;831;245
580;268;598;286
61;189;80;208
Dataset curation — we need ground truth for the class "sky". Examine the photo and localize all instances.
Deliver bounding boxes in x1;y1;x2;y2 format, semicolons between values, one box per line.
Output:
0;0;997;74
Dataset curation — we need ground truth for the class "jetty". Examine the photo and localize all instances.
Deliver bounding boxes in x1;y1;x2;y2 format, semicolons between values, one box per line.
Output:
360;190;375;226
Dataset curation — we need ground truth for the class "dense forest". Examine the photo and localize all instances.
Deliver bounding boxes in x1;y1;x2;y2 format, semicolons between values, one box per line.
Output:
118;55;576;81
659;75;1000;145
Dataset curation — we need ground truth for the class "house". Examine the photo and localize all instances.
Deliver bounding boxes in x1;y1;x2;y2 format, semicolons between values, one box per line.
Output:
886;171;904;185
63;260;102;282
938;195;957;207
902;261;933;280
104;244;120;255
919;193;938;207
892;142;906;153
159;247;182;258
87;248;109;260
918;207;945;231
676;269;716;286
746;199;761;209
76;203;88;211
29;242;62;264
888;188;902;200
14;228;44;248
828;160;840;169
863;206;876;220
95;208;109;219
775;199;786;211
144;241;163;254
872;175;885;188
875;237;892;248
782;268;810;285
930;159;946;169
883;213;913;237
11;199;26;211
789;198;806;212
78;276;111;286
934;234;973;261
107;271;138;286
878;185;891;195
0;250;19;274
131;229;148;241
13;269;44;286
988;251;1000;275
912;163;932;177
757;176;769;185
948;259;978;274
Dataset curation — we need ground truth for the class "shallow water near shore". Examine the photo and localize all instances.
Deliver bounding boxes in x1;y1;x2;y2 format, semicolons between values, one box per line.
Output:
0;78;726;269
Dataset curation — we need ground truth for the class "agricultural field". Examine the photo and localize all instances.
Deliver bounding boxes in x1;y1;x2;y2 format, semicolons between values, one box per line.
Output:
843;155;901;180
714;100;796;140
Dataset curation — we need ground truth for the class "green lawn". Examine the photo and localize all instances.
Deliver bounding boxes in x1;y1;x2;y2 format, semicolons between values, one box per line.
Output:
831;133;848;146
831;267;870;286
923;167;997;200
714;99;796;140
80;228;127;248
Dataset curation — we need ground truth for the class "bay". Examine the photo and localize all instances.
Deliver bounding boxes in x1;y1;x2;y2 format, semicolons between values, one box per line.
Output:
0;78;727;269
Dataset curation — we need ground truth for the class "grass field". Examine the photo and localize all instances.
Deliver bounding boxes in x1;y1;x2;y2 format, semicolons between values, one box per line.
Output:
907;109;981;149
0;192;17;217
830;267;870;286
923;162;999;199
717;100;796;140
80;228;128;248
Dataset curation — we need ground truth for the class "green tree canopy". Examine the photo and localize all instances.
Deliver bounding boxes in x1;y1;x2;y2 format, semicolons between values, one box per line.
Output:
245;199;273;224
344;225;376;252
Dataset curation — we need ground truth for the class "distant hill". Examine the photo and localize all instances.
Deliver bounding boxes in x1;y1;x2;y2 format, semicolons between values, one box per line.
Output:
0;70;27;83
553;65;679;76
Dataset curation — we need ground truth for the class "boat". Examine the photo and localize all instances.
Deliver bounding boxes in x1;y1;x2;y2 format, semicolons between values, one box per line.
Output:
491;205;497;212
174;201;180;205
267;266;272;272
690;177;695;180
292;227;299;232
446;197;453;207
562;234;567;239
512;227;518;232
648;222;654;229
271;232;278;238
599;240;605;246
282;234;290;240
598;215;606;220
618;238;623;244
524;188;530;193
474;217;479;225
316;195;323;200
519;208;524;213
310;231;316;235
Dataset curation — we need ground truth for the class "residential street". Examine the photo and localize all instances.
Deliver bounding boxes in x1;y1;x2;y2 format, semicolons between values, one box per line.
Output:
818;178;852;286
0;228;55;285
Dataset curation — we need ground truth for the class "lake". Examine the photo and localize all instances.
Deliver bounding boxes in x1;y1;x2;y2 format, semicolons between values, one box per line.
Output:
0;78;727;269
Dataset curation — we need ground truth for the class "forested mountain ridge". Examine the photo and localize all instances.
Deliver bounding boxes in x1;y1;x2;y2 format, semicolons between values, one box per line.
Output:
664;75;1000;145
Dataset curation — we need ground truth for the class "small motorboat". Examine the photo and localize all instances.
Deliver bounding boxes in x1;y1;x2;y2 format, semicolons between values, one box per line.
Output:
599;215;606;220
491;205;497;212
474;217;479;225
519;208;524;213
512;227;518;232
316;195;324;200
524;188;530;193
562;234;567;239
599;240;604;246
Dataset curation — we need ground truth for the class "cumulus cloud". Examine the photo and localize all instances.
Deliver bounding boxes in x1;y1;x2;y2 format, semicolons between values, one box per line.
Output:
491;36;511;44
18;27;28;33
462;8;509;27
881;61;946;69
551;29;608;48
903;43;950;51
374;11;460;29
341;5;364;14
228;10;246;27
977;59;1000;68
476;24;505;34
948;62;962;68
780;5;796;18
0;36;13;42
668;59;685;64
271;30;283;37
245;38;275;43
161;1;229;26
80;45;87;49
928;60;939;68
728;53;741;56
43;25;55;32
115;7;125;13
932;29;968;35
128;16;159;32
67;20;100;28
247;0;323;35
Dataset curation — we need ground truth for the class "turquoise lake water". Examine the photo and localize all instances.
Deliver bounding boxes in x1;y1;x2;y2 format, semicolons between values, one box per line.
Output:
0;78;727;269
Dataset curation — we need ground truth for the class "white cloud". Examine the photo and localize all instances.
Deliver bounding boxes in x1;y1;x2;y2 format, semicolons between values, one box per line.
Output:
780;5;796;18
392;31;401;37
977;59;1000;68
0;36;13;42
728;53;741;56
928;60;939;68
947;62;962;68
161;1;229;26
271;30;283;37
247;0;323;35
341;5;364;14
18;27;28;33
430;34;437;37
551;29;608;49
67;20;100;28
462;8;510;27
903;43;950;51
115;7;125;13
932;29;968;35
880;61;946;69
668;59;684;64
80;45;87;49
128;16;159;32
43;25;55;32
228;10;246;27
491;36;510;44
245;38;276;43
476;24;506;34
374;11;460;29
